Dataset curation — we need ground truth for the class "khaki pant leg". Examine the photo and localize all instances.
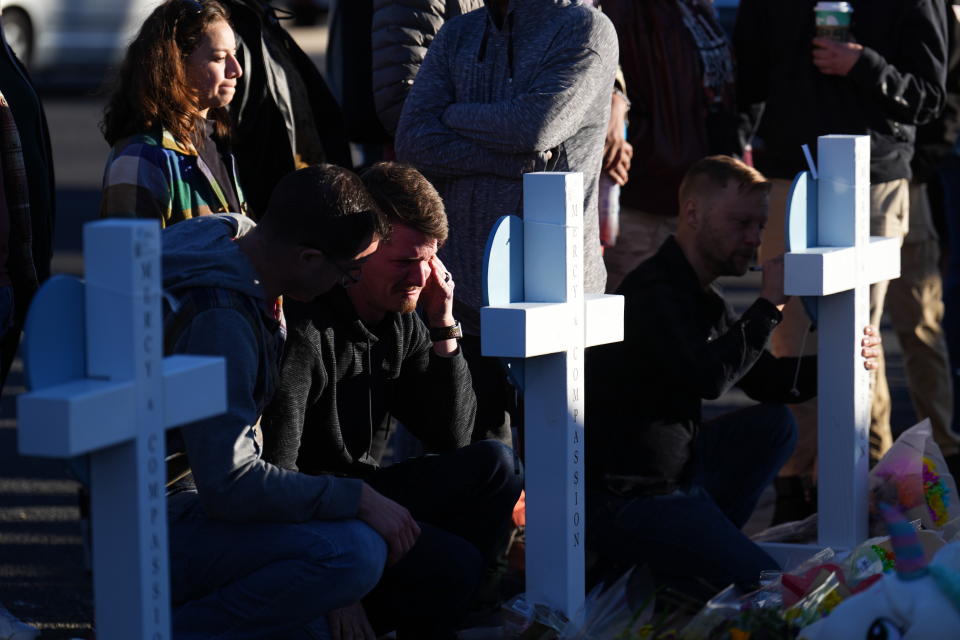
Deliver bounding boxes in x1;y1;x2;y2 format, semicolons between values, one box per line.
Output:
868;178;910;461
886;182;959;456
602;206;677;293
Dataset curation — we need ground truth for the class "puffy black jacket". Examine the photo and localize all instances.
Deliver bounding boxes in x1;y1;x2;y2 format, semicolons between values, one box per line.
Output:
371;0;484;135
735;0;948;183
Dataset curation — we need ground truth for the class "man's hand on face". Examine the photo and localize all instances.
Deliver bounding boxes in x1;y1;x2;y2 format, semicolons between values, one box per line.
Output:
759;254;789;310
420;255;456;328
357;483;420;567
327;602;376;640
861;325;882;371
812;37;863;76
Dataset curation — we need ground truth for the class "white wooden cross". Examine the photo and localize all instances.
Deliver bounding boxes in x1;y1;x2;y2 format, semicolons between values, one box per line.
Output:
759;135;900;566
16;219;226;640
481;172;624;617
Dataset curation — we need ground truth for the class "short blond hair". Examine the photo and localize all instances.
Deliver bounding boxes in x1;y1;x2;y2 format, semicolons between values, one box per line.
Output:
678;155;771;207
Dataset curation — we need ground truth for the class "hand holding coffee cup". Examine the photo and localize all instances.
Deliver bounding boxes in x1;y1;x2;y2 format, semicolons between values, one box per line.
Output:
812;2;861;76
812;37;863;77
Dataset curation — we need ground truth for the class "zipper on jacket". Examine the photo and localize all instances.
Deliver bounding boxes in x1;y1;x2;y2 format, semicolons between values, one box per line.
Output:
477;10;514;81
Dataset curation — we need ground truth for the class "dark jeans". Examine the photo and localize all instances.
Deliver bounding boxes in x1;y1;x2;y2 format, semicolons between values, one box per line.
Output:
587;403;797;597
168;492;386;640
169;441;521;640
364;439;524;638
939;159;960;432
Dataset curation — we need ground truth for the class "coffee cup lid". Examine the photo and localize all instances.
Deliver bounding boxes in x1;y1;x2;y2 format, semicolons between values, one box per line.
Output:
814;1;853;11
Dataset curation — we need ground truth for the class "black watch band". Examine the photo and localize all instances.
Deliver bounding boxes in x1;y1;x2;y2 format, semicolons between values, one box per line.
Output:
430;321;463;342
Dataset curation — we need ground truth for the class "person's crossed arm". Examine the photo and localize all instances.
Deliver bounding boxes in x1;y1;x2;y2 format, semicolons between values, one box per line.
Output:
394;22;546;179
439;20;617;156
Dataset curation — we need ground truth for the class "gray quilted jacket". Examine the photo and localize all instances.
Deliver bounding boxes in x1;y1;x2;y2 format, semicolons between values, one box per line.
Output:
372;0;485;135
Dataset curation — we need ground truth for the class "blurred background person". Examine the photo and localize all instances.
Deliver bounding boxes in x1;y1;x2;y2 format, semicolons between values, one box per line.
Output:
326;0;391;167
600;0;739;293
0;1;53;393
99;0;248;226
931;0;960;467
226;0;352;215
735;0;947;521
883;0;960;478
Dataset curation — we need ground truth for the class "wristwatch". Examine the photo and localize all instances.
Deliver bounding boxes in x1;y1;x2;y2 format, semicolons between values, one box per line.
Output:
430;321;463;342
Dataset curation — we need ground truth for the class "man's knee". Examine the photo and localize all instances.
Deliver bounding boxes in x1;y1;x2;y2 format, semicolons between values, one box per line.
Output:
467;439;523;497
303;520;387;603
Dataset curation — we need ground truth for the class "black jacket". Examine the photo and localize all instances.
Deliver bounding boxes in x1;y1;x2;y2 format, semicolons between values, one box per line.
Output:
227;0;352;217
0;33;55;392
913;0;960;183
585;237;816;497
735;0;947;183
261;287;476;477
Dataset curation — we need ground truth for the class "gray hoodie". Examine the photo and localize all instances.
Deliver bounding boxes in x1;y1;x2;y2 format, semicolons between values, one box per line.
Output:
162;214;362;522
395;0;618;332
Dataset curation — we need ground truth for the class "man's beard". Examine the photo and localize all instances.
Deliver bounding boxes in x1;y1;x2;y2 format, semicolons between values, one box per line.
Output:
394;286;420;315
721;250;756;277
398;297;417;314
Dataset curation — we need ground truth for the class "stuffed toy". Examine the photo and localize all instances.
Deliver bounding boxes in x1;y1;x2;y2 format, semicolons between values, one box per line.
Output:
800;505;960;640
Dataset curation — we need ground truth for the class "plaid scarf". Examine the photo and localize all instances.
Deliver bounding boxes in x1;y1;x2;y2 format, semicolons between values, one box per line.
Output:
676;0;736;108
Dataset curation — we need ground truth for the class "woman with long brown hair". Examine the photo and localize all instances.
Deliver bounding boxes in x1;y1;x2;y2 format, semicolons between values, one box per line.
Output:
100;0;248;226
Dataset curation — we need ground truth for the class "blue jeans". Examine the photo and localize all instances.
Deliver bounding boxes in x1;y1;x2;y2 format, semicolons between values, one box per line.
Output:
168;492;387;640
588;404;797;597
